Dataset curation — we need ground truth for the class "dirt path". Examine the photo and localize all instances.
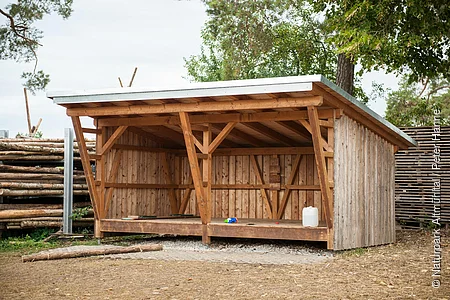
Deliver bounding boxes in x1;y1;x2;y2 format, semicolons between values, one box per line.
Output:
0;230;448;299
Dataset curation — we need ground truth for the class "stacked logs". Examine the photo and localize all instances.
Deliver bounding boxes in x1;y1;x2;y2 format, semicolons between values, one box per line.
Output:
395;126;450;226
0;138;96;231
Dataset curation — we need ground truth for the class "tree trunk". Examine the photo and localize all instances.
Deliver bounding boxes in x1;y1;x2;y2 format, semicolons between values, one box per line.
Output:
336;53;355;96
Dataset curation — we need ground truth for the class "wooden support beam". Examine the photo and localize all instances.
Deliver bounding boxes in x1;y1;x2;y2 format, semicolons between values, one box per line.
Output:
82;127;101;134
179;112;207;223
95;126;106;225
307;106;333;229
67;96;323;117
242;123;297;146
97;109;337;127
211;124;266;147
99;126;128;155
298;119;332;152
161;152;179;214
209;122;236;153
276;121;311;140
250;155;272;217
178;188;192;214
71;117;100;220
104;149;123;216
277;154;303;219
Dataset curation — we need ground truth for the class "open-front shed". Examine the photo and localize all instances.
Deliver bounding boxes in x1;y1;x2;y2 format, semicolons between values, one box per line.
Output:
48;75;416;250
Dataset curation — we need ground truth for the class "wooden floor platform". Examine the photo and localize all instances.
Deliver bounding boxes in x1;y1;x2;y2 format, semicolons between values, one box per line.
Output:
100;218;329;242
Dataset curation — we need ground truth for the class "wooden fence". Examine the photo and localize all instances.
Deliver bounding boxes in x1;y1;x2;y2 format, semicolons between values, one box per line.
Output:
395;126;450;226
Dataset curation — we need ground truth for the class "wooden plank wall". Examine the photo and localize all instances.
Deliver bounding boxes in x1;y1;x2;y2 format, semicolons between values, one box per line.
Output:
102;129;323;221
104;129;173;218
180;154;322;221
334;115;396;250
395;126;450;225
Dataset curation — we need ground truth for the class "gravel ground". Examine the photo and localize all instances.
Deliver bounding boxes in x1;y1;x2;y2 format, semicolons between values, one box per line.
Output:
34;237;333;265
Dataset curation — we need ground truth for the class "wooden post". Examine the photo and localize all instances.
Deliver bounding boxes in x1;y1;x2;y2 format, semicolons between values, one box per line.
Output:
202;125;212;244
327;114;335;249
71;116;101;237
179;112;207;223
179;113;237;244
307;106;333;229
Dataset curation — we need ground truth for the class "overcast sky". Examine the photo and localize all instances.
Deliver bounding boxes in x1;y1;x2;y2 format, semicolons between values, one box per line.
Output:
0;0;400;138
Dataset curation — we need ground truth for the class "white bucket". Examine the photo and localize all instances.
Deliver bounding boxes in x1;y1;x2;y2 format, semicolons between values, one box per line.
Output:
302;206;319;227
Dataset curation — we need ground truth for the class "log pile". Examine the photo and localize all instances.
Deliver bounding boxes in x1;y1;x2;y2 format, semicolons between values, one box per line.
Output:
0;138;96;232
395;126;450;226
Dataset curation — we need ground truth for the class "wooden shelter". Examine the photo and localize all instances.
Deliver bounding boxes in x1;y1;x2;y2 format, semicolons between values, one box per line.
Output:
48;75;416;250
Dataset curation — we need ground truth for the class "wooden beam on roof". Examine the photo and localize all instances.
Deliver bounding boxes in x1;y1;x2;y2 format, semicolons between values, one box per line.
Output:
307;106;333;229
127;127;178;147
97;109;337;127
276;121;311;140
242;123;298;146
312;84;409;148
297;120;332;152
211;124;266;147
82;127;101;134
99;126;128;156
67;96;323;117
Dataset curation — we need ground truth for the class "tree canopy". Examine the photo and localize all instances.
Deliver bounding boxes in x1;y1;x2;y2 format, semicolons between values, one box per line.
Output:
385;76;450;127
0;0;73;94
184;1;336;83
314;0;450;82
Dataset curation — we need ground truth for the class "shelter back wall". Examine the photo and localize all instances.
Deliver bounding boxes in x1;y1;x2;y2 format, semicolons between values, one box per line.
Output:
103;129;323;221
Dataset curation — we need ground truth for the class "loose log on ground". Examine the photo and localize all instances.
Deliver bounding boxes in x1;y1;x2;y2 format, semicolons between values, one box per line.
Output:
0;182;88;190
0;209;93;219
22;244;163;262
16;220;93;229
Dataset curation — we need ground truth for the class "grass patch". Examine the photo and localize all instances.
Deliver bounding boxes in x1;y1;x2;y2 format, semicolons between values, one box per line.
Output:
0;235;58;254
341;247;368;257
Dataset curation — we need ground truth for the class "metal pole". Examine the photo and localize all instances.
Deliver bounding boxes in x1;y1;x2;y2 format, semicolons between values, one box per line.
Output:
63;128;74;234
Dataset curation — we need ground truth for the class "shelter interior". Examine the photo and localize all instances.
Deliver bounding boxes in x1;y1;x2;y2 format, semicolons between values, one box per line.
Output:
49;76;415;250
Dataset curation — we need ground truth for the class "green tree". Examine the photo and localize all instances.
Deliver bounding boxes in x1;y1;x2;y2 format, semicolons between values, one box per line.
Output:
0;0;73;94
313;0;450;91
385;76;450;127
184;1;336;85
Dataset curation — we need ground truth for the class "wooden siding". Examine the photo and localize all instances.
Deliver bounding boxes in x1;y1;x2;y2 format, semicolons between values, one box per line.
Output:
395;126;450;225
103;129;323;221
334;115;396;250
